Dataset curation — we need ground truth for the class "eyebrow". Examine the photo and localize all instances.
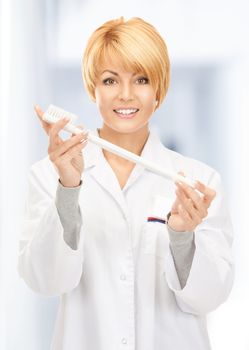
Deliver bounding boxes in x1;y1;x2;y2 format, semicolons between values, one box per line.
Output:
101;70;137;76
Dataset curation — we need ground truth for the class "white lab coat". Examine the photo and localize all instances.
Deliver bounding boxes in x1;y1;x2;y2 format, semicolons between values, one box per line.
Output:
18;128;234;350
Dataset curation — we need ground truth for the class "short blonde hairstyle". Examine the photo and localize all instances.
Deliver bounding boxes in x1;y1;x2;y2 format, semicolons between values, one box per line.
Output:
82;17;170;109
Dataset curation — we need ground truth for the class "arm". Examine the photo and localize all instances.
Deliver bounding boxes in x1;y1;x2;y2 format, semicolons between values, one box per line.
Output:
167;226;195;288
18;165;85;297
55;179;82;250
164;172;234;315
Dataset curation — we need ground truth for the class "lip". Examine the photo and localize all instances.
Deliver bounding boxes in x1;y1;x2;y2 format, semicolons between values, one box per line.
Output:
113;107;139;110
113;109;139;119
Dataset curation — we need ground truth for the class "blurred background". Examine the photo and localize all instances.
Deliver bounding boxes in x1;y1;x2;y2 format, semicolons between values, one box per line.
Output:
1;0;249;349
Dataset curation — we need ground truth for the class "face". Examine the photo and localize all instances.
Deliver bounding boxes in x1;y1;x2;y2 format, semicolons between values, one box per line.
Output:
94;59;157;135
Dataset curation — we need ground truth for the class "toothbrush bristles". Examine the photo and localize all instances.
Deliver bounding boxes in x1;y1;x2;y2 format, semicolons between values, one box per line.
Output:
45;105;78;123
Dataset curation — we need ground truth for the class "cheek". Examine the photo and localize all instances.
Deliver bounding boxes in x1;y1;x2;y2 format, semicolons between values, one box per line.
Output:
95;88;113;105
95;88;102;103
139;89;156;108
95;89;113;116
142;97;156;112
95;89;106;109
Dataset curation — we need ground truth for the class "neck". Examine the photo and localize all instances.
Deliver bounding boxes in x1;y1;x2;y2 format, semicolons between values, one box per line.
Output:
97;124;150;164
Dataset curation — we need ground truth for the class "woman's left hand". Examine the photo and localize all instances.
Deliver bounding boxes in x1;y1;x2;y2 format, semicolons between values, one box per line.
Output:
167;173;216;232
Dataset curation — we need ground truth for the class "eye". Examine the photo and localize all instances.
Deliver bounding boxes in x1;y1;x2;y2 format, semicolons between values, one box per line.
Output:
136;77;149;84
103;78;116;85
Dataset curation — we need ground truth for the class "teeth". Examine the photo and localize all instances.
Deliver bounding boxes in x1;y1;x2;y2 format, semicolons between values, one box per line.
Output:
115;109;138;115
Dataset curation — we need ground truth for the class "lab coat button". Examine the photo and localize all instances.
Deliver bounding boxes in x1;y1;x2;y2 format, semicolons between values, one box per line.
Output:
121;337;127;344
120;274;126;281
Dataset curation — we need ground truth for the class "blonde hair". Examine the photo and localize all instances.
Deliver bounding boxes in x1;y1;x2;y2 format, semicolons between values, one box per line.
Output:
82;17;170;109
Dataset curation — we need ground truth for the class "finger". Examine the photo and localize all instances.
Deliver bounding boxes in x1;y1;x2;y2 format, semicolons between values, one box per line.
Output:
171;197;181;214
176;182;207;218
59;141;84;161
34;104;44;121
177;204;193;230
49;132;87;162
71;124;88;138
176;186;202;225
172;172;186;213
194;180;216;207
174;170;186;184
54;139;88;168
178;199;202;230
49;117;71;138
48;117;73;148
67;139;87;158
34;105;50;134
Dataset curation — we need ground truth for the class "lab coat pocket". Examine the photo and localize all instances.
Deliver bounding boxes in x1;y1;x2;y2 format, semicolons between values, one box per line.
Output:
142;194;173;259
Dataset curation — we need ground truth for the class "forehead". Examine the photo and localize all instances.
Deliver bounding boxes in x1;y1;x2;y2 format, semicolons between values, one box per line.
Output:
96;54;144;77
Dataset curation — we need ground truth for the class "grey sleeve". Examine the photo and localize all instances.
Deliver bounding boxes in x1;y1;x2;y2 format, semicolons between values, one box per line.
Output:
55;179;83;250
167;224;196;289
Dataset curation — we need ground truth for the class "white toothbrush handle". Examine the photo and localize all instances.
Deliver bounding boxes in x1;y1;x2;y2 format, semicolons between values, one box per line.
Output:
62;123;194;187
88;133;194;186
63;123;84;135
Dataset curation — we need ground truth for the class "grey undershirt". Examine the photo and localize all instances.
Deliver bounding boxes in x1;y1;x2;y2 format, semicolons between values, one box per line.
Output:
55;180;195;288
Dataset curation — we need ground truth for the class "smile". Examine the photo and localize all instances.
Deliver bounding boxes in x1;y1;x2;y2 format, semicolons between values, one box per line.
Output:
113;108;139;119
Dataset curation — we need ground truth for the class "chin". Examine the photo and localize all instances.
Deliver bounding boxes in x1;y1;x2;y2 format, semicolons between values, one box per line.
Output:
108;122;149;135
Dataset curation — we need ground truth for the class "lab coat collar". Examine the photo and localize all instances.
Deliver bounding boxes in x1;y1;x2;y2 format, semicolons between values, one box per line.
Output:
83;128;174;219
83;128;172;171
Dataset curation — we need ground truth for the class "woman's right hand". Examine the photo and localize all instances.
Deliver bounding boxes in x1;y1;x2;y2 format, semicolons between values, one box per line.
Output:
34;105;88;187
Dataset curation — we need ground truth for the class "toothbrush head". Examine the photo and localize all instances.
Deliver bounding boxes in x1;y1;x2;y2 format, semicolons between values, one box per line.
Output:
43;104;78;125
42;104;88;135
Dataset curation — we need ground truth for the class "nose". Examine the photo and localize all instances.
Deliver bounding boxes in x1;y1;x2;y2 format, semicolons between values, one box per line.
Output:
118;82;134;101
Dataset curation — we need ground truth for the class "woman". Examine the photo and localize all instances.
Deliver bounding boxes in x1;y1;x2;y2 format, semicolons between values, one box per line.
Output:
18;17;234;350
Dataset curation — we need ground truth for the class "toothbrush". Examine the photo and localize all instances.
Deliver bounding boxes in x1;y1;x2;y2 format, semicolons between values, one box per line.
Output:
42;104;195;187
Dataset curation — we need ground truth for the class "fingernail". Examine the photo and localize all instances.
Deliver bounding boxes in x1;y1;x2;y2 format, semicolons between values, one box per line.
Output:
194;180;199;188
